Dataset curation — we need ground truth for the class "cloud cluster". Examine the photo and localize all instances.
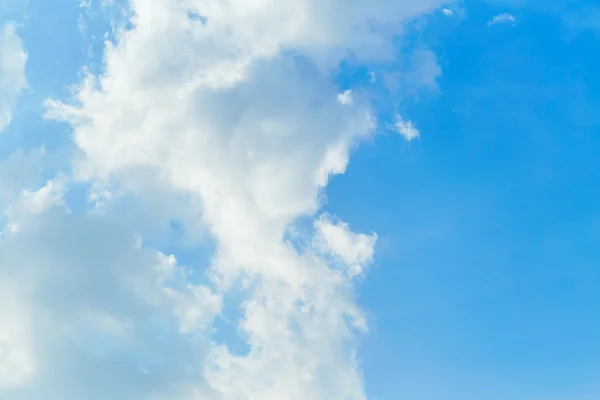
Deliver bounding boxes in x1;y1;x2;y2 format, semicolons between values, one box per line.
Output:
0;197;221;400
2;0;450;398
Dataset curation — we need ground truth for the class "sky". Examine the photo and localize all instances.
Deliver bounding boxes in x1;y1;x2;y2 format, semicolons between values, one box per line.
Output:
0;0;599;399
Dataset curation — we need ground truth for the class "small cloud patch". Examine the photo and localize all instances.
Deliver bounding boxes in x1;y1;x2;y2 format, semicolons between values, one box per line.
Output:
394;116;420;142
488;13;516;26
337;90;353;106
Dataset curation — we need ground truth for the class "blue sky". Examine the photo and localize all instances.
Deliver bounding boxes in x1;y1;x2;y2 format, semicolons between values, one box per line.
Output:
0;0;599;399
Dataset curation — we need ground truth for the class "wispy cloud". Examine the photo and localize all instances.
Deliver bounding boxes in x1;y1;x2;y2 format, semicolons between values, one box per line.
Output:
488;13;517;26
395;116;420;141
0;22;27;132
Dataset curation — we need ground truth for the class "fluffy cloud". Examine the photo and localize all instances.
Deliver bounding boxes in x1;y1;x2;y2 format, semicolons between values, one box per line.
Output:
0;200;221;400
0;22;27;132
1;0;451;398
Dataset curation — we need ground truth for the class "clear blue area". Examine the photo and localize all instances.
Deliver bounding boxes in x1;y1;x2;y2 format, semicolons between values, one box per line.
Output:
327;2;600;399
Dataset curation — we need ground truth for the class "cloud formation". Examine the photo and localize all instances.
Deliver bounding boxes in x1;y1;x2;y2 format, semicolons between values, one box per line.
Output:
0;22;27;132
2;0;450;398
0;199;221;399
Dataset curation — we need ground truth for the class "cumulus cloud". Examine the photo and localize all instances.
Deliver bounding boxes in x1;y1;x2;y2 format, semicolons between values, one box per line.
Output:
488;13;517;26
0;0;451;398
0;201;221;399
0;22;27;132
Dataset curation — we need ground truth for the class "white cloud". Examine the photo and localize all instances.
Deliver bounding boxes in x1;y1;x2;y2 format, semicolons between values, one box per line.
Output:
0;0;451;398
0;280;35;389
442;8;453;16
337;90;354;106
395;116;420;141
488;13;517;26
2;179;65;234
0;201;222;399
313;214;377;278
0;22;27;132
